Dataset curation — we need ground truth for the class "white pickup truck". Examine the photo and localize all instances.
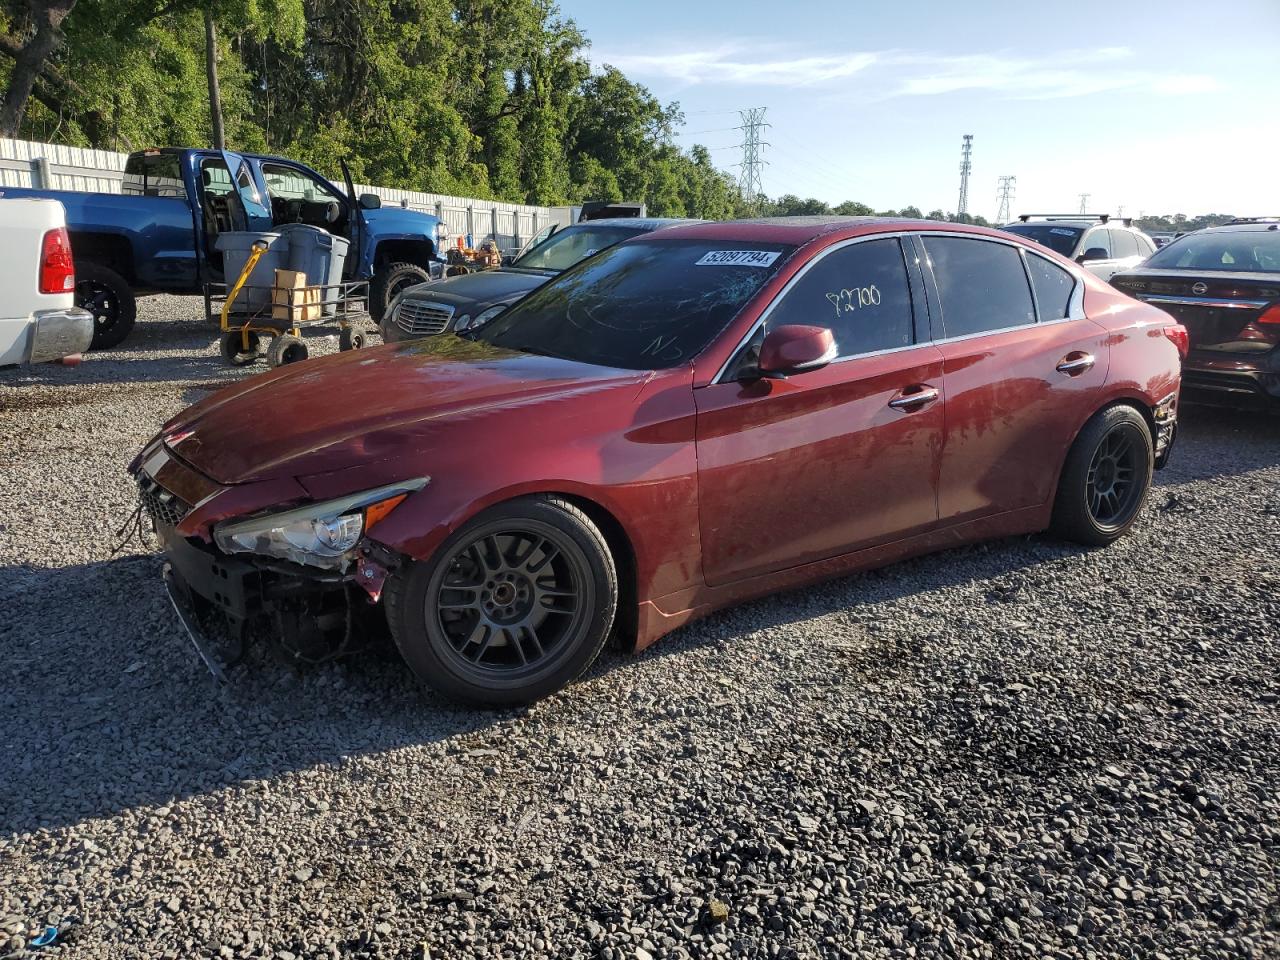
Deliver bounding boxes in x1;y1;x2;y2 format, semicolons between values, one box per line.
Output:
0;198;94;367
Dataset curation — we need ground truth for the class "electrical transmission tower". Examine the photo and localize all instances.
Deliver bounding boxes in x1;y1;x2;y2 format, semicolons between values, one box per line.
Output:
995;175;1016;223
957;134;974;216
1078;193;1091;214
736;108;770;210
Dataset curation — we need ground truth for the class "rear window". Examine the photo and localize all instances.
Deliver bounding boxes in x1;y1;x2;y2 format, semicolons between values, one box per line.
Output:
476;239;795;369
1000;224;1082;256
1144;231;1280;273
122;152;184;198
923;237;1036;337
511;224;639;272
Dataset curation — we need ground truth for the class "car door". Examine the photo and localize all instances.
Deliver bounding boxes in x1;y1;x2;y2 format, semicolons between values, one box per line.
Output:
694;235;944;587
918;234;1109;524
1077;227;1117;280
220;150;274;233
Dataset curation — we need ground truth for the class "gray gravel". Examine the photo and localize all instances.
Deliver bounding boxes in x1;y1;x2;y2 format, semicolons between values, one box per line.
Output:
1;295;1278;959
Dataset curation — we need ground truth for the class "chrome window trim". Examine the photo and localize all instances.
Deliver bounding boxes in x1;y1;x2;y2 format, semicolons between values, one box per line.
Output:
711;230;1087;384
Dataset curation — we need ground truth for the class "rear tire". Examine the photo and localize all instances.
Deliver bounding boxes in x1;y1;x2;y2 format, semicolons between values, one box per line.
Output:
266;334;309;368
1051;404;1153;546
76;261;136;350
385;496;618;706
370;261;431;322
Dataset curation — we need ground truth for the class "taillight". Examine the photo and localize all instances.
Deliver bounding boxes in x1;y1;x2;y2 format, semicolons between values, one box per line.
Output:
1257;304;1280;325
39;227;75;294
1163;323;1189;359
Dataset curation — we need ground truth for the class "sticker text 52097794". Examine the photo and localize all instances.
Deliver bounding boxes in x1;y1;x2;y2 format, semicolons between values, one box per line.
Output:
695;250;781;268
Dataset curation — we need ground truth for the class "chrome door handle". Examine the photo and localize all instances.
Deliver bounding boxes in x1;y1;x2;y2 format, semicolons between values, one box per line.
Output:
888;386;940;410
1056;353;1096;375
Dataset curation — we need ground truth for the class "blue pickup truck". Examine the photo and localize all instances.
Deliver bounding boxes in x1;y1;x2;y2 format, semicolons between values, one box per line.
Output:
2;147;446;348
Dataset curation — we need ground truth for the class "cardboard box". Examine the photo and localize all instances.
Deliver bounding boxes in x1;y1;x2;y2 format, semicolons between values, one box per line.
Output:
271;269;321;323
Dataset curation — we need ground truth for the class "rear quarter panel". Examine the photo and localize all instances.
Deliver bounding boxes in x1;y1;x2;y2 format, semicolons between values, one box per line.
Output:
1082;277;1182;410
0;198;72;365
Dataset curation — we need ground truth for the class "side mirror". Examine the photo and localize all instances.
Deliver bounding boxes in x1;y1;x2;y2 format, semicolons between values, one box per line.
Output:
1078;247;1108;263
358;193;382;210
756;324;837;378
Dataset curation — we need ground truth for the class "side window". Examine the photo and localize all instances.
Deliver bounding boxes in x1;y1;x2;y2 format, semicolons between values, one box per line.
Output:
1026;253;1076;320
1082;230;1112;259
766;238;914;356
1110;230;1138;258
922;237;1036;337
1137;233;1157;256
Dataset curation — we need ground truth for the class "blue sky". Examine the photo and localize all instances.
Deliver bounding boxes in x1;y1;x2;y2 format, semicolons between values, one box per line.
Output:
556;0;1280;219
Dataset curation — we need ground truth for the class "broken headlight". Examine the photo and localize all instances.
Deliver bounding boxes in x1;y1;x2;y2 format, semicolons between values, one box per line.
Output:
212;478;428;570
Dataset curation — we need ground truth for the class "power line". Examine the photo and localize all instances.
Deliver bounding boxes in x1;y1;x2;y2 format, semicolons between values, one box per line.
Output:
995;175;1016;223
957;134;974;216
737;107;770;210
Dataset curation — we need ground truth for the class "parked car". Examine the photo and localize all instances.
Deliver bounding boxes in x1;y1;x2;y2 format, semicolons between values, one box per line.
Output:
381;218;695;341
2;147;446;348
131;217;1185;706
0;198;94;367
1112;218;1280;410
1000;214;1157;282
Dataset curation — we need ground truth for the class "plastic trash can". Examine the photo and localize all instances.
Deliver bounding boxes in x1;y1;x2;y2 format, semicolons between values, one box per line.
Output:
277;224;350;317
216;232;285;314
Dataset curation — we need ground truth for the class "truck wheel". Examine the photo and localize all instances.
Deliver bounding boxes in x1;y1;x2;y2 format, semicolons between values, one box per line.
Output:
370;262;431;322
266;334;309;368
76;261;136;350
219;330;260;366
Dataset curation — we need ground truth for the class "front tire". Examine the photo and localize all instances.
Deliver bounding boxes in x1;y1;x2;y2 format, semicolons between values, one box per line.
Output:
385;496;618;706
1051;404;1153;546
370;261;431;322
75;261;136;350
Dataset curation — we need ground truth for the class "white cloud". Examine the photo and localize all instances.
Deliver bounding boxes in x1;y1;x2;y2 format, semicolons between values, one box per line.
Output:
595;42;1221;101
594;45;879;87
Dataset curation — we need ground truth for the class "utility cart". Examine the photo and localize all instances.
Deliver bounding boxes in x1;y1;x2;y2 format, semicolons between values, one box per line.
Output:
204;237;373;367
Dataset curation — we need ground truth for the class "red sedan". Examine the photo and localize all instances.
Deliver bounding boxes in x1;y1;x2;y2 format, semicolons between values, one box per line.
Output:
131;218;1186;705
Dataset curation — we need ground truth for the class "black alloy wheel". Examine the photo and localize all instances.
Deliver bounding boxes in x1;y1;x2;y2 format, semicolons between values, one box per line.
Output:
1051;404;1153;546
75;261;137;349
1086;429;1141;527
385;497;618;705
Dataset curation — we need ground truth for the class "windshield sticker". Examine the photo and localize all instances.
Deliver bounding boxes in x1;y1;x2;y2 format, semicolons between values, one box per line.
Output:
695;250;780;267
826;285;881;318
1050;228;1076;236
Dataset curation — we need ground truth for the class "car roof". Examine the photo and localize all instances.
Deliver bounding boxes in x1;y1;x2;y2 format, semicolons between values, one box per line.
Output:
637;216;1007;245
1197;222;1280;234
568;217;701;230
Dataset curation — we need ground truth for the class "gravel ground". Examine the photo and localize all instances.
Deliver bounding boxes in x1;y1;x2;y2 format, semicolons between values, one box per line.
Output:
1;295;1278;960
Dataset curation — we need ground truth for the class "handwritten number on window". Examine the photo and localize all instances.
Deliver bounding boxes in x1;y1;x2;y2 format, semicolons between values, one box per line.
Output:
825;285;881;319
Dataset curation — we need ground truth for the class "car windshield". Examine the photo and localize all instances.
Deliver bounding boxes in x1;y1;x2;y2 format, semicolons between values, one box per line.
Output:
1143;230;1280;273
1000;224;1083;256
475;239;796;369
510;224;640;272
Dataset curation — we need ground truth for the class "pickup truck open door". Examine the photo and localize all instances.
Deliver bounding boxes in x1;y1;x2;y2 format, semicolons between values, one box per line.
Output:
221;150;273;233
339;158;365;281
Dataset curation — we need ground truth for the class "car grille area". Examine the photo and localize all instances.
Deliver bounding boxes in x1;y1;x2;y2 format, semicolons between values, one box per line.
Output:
137;473;191;528
395;300;454;336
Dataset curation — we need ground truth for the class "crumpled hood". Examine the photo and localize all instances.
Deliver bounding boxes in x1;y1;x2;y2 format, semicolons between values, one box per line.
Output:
399;270;549;312
162;337;647;485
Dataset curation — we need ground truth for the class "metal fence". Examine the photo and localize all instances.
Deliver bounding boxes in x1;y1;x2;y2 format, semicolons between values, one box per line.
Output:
0;137;569;253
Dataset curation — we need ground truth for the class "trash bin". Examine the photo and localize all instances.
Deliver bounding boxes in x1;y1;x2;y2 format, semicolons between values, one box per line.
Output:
277;224;350;317
216;232;285;314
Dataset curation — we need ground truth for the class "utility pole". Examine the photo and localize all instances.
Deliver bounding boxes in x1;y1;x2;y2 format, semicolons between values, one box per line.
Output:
1117;204;1125;218
1078;193;1090;214
736;107;770;212
995;175;1016;223
957;134;973;216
